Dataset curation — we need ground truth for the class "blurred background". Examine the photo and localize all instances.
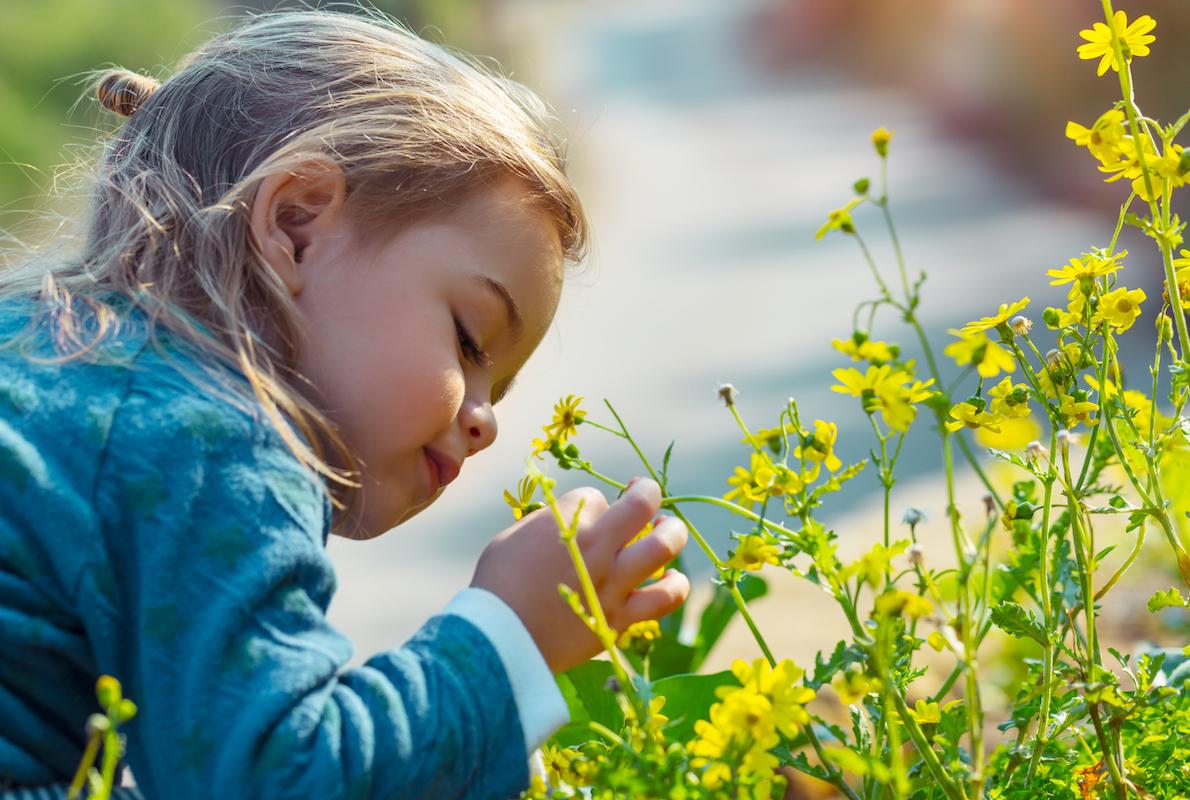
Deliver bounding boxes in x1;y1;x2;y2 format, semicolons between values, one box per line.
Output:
3;0;1187;677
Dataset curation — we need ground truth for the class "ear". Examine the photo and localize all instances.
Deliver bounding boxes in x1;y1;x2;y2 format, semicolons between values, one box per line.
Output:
249;158;348;298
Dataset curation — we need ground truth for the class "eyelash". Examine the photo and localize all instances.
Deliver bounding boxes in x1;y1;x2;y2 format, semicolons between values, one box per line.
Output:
454;318;494;369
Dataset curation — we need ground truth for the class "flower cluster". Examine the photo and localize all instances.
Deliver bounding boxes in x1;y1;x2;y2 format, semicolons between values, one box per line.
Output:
688;658;815;795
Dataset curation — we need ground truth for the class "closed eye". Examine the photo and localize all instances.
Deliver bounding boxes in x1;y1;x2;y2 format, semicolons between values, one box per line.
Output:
455;317;494;368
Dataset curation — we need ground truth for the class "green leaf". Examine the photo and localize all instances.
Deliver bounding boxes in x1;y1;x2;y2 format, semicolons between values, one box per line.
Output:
990;601;1049;645
1147;587;1189;612
808;640;865;690
690;574;768;671
643;635;697;680
553;660;622;747
652;670;734;742
1126;510;1147;533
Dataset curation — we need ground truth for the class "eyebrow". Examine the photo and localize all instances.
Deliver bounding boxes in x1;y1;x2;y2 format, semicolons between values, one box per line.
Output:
476;274;524;342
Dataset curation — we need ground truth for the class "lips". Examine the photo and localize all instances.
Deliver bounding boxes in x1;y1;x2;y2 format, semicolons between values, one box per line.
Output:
424;448;461;491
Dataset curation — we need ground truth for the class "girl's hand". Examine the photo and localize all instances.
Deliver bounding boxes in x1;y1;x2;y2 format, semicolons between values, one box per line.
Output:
470;477;689;674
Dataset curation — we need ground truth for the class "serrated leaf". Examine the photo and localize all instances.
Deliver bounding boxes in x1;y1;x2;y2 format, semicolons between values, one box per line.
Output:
808;640;866;690
990;601;1049;645
1148;587;1189;612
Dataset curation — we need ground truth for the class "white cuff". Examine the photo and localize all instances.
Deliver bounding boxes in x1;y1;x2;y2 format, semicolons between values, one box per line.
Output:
441;586;570;753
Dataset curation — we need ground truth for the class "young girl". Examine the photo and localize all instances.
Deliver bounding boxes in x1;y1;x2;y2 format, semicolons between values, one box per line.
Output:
0;9;690;798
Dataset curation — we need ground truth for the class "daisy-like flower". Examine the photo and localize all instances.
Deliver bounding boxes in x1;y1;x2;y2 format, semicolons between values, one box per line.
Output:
729;658;816;739
815;197;863;240
502;474;542;520
1077;10;1157;77
987;377;1031;419
945;401;1003;433
797;419;843;472
832;365;938;433
944;331;1017;378
724;451;776;510
958;298;1031;336
1059;394;1099;428
1046;250;1126;288
724;533;783;571
1175;249;1190;274
832;335;897;365
1066;108;1127;164
747;422;799;455
1094;286;1146;331
543;394;586;444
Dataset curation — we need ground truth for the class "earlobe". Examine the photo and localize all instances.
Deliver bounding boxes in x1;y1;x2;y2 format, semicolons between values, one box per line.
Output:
247;158;348;298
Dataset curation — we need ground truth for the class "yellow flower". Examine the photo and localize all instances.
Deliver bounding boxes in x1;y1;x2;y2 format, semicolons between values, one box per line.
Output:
543;394;586;444
975;414;1042;450
617;619;661;655
724;534;783;571
816;197;863;240
1046;250;1125;288
831;365;936;433
908;699;942;725
874;589;933;619
729;658;816;739
724;451;776;510
944;331;1016;379
958;298;1030;336
541;742;591;787
832;336;896;365
832;669;873;705
798;419;843;471
1066;109;1127;164
1077;10;1156;77
1174;249;1190;274
1059;394;1099;428
871;127;893;156
747;423;799;454
946;401;1002;433
632;695;669;751
502;475;542;520
1094;286;1146;331
987;377;1030;419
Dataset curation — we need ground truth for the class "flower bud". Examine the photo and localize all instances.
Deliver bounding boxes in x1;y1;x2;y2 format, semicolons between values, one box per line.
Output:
902;507;927;528
907;542;924;566
1179;149;1190;177
1026;440;1049;462
604;676;622;694
1011;316;1033;336
1045;349;1063;370
1042;307;1061;328
853;177;870;195
1157;312;1174;343
717;383;738;407
563;443;580;458
85;713;111;738
871;127;893;157
95;675;121;710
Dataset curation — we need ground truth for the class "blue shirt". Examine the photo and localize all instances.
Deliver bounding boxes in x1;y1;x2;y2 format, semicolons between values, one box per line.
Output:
0;292;566;799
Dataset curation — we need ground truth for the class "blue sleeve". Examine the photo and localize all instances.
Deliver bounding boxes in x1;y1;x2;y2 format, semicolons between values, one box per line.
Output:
89;375;531;800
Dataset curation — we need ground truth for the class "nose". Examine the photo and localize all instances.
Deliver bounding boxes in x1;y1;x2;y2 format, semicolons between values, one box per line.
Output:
461;397;497;456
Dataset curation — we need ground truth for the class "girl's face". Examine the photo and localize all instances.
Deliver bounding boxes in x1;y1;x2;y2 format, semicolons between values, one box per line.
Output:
253;172;564;540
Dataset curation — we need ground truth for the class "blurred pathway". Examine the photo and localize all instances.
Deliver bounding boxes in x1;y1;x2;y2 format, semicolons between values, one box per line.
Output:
326;0;1107;662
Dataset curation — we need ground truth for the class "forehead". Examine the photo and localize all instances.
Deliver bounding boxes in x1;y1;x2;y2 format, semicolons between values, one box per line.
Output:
441;178;564;312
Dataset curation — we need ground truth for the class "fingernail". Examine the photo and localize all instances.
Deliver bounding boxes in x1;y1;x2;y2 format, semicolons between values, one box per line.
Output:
626;476;643;491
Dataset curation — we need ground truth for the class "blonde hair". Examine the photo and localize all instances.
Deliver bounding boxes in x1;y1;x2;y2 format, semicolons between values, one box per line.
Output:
0;7;588;534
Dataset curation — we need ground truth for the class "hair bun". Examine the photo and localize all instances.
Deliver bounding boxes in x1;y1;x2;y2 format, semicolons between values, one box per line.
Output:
97;69;160;117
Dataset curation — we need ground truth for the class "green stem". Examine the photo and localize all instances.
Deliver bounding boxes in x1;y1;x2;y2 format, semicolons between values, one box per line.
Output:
67;732;101;800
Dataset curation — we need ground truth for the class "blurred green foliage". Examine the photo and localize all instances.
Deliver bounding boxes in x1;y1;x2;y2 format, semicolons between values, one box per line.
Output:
0;0;488;235
0;0;220;223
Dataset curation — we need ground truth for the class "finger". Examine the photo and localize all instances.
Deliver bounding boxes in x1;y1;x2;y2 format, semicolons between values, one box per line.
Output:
555;486;608;532
587;478;661;556
611;516;687;591
615;569;690;627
